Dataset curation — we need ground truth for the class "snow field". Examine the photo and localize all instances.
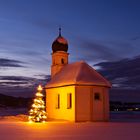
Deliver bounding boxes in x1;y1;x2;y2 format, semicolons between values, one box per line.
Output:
0;121;139;140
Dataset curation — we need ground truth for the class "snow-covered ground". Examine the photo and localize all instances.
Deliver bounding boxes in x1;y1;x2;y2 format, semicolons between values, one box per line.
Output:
0;111;139;140
0;121;139;140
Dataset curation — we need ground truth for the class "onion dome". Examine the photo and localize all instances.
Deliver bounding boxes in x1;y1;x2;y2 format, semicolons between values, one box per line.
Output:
52;28;68;53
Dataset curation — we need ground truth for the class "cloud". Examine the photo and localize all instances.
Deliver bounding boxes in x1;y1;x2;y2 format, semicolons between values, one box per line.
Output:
71;39;122;63
70;33;140;64
0;75;50;97
0;76;35;81
95;55;140;89
94;55;140;102
0;58;25;68
130;36;140;41
0;75;50;86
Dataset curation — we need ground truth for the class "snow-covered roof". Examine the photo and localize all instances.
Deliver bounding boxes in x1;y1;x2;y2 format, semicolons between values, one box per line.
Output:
56;36;68;44
46;61;111;88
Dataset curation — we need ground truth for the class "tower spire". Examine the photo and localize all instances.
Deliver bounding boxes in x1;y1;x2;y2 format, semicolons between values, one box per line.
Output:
59;26;61;37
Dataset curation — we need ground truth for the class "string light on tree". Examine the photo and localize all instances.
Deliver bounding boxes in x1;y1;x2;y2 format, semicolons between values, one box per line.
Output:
28;85;47;122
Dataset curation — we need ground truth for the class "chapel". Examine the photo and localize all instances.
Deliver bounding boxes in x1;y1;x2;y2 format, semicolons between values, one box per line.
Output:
46;29;111;122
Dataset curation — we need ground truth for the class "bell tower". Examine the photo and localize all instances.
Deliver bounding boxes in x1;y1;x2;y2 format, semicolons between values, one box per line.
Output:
51;28;69;78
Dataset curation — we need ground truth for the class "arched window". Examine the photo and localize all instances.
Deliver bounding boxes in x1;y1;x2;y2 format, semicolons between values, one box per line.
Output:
61;58;64;64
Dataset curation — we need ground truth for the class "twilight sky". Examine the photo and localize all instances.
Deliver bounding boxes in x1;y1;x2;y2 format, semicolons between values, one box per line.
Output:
0;0;140;100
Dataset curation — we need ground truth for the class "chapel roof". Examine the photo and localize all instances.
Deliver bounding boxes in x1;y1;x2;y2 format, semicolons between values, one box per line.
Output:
46;61;111;88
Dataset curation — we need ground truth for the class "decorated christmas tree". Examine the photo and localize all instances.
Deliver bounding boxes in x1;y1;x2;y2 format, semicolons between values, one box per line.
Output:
28;85;47;122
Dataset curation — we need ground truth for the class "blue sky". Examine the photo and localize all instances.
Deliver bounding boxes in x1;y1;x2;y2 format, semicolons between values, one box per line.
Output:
0;0;140;78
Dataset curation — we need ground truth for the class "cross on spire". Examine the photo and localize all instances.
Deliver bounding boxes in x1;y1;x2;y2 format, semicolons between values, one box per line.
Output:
59;27;61;37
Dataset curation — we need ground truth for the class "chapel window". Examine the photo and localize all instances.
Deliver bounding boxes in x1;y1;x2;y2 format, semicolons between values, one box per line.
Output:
56;94;60;109
67;93;72;109
94;93;100;100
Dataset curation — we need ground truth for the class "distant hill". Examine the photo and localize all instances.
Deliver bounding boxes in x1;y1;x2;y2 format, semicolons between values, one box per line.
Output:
0;93;31;108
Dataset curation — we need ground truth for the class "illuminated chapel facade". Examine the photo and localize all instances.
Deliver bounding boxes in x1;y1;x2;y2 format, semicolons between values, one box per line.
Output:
46;29;111;122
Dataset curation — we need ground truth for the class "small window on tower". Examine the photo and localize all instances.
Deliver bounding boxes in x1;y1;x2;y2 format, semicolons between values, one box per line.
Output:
61;58;64;64
94;93;100;100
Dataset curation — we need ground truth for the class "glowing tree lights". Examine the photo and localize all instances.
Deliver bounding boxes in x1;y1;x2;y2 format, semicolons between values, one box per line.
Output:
28;85;47;122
